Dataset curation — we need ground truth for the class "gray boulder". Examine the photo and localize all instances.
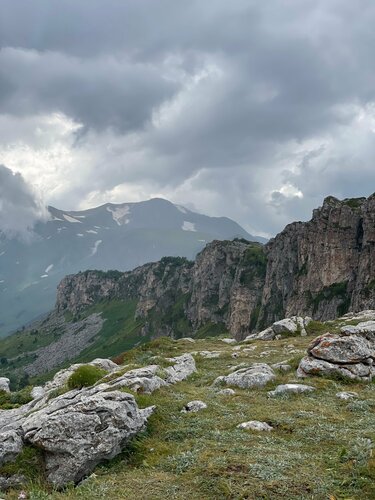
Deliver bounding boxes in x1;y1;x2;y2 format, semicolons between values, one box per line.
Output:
0;474;26;491
336;391;358;400
268;383;315;397
308;334;374;364
181;400;207;413
22;389;154;488
0;378;10;394
237;421;273;431
164;353;196;384
214;363;275;389
297;356;375;381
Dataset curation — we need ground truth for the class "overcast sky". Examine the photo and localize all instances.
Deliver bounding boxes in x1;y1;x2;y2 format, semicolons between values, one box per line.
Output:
0;0;375;237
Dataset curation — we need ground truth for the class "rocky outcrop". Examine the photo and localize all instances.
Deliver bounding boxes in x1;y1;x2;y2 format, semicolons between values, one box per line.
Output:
297;316;375;381
244;316;311;341
23;389;152;488
0;353;196;488
260;194;375;325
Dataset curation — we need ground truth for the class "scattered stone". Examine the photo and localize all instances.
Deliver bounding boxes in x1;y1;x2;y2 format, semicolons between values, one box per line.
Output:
341;321;375;337
177;337;196;343
31;386;45;400
237;421;273;432
221;338;237;344
232;346;242;351
196;351;221;359
268;383;315;397
0;378;10;394
336;391;358;400
214;363;275;389
243;315;311;342
217;388;235;396
181;400;207;413
271;361;292;372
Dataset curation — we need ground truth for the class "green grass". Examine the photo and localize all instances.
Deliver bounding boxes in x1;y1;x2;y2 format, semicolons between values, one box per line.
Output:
4;333;375;499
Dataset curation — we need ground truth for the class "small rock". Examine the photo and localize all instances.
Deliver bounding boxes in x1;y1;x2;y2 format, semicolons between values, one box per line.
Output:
271;362;292;372
197;351;221;359
268;384;315;397
221;338;236;344
336;391;358;400
237;421;273;432
0;378;10;394
181;400;207;413
177;337;196;343
217;388;235;396
31;386;45;400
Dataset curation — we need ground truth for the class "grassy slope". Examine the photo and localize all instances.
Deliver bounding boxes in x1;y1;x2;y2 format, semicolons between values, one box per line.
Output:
5;333;375;500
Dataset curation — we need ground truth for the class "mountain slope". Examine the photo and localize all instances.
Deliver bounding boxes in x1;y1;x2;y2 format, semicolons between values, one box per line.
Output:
0;198;261;336
1;194;374;386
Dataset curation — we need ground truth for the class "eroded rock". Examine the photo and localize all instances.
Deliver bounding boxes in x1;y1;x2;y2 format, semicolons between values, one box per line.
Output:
214;363;275;389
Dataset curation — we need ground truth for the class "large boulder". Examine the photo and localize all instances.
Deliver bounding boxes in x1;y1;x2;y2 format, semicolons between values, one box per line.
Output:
22;388;154;487
308;334;374;364
243;316;311;341
214;363;275;389
297;356;375;381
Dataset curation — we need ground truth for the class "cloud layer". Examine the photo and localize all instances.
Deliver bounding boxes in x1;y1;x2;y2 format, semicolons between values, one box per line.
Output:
0;165;46;239
0;0;375;236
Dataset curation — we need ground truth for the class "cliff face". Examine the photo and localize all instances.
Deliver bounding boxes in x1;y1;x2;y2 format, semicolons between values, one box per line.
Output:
55;195;375;340
260;195;375;325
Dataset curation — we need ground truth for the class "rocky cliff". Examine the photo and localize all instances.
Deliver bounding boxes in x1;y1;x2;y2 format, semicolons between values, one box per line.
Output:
55;195;375;340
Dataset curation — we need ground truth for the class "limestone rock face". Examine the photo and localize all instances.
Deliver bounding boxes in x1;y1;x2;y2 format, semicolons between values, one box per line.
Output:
260;195;375;325
215;363;275;389
22;389;152;487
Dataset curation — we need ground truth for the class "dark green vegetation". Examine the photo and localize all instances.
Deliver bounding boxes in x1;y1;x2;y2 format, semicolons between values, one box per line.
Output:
67;365;106;389
0;386;32;410
311;281;350;315
239;243;267;286
5;334;375;499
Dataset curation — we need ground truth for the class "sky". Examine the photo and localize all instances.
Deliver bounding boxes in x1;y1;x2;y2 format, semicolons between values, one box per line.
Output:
0;0;375;238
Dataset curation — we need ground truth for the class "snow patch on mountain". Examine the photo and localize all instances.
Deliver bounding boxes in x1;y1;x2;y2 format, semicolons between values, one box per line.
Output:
90;240;103;257
63;214;82;224
182;221;196;232
107;206;131;226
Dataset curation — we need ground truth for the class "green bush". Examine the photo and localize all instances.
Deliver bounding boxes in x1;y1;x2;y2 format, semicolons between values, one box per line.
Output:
67;365;106;390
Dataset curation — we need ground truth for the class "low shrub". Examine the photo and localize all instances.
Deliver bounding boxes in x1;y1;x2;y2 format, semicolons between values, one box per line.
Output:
67;365;106;390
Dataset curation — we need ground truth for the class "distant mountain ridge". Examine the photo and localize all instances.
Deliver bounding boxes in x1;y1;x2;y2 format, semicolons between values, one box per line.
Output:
0;197;263;336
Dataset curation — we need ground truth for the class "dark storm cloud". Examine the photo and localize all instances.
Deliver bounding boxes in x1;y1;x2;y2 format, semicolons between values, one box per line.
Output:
0;165;46;239
0;0;375;235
